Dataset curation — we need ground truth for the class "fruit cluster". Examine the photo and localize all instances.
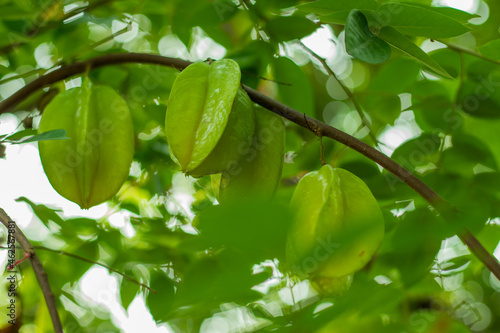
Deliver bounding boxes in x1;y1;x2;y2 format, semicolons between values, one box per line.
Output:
38;59;383;293
166;59;285;203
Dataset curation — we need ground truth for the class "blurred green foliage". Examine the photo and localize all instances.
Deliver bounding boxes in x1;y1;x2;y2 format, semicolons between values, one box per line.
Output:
1;0;500;332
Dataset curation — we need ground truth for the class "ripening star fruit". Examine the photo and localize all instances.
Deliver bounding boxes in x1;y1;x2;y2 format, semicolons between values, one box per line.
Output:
38;77;134;209
212;104;285;203
166;59;255;178
286;165;384;279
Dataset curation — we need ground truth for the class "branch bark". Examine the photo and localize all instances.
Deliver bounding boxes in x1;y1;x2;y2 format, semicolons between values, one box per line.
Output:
0;53;499;280
0;208;63;333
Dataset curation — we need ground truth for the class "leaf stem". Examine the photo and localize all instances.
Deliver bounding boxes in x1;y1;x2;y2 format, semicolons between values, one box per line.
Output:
437;39;500;66
298;41;379;145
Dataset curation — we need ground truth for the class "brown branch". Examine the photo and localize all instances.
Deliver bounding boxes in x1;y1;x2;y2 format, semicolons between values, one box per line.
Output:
0;208;62;333
0;53;499;280
0;53;191;114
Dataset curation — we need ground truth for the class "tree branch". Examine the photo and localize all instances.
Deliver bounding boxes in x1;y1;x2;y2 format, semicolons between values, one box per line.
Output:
0;53;499;280
0;208;63;333
0;54;191;114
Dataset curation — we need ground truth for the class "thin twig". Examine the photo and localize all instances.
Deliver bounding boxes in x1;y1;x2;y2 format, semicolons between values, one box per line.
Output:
437;39;500;66
240;0;270;42
319;135;326;166
0;53;498;280
241;70;292;86
0;54;191;114
0;208;62;333
0;0;114;56
0;69;47;85
0;245;157;293
298;40;379;145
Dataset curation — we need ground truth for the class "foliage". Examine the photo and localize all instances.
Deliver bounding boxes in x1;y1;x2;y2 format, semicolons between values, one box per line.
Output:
0;0;500;332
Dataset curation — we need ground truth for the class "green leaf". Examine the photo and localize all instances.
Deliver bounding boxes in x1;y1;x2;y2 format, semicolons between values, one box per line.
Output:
373;3;470;38
10;129;69;144
196;201;292;262
463;116;500;167
477;223;500;253
426;6;479;24
478;39;500;61
378;26;452;79
191;0;238;26
147;268;175;321
391;133;441;172
266;16;317;42
345;10;391;64
456;60;500;119
120;277;139;310
16;196;65;228
441;133;497;177
458;80;500;118
429;48;462;79
363;93;401;126
1;129;37;141
402;2;479;24
410;81;455;131
446;180;494;234
369;57;421;93
380;208;445;286
296;0;378;16
272;56;314;116
173;251;267;311
0;5;33;20
318;11;352;24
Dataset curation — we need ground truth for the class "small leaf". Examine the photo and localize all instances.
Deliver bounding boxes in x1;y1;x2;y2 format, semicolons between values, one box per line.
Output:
173;252;266;312
478;39;500;61
197;201;291;262
16;196;65;228
266;16;317;42
296;0;378;16
273;57;314;116
1;129;37;142
345;10;391;64
463;116;500;167
374;3;470;38
457;80;500;118
147;269;175;322
391;133;441;172
441;134;497;177
429;48;462;79
11;129;70;144
363;93;401;126
369;58;421;93
425;6;479;24
410;81;455;131
378;26;452;79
